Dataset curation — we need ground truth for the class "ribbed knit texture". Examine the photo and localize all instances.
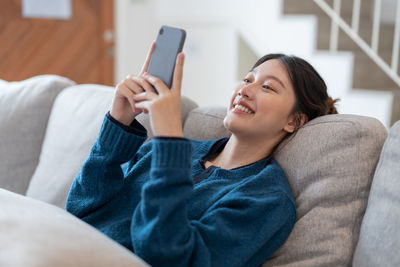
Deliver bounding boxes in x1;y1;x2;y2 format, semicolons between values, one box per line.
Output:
151;138;192;169
66;114;296;267
97;114;146;161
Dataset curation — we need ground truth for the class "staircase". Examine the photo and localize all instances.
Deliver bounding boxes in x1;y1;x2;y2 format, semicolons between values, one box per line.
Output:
283;0;399;125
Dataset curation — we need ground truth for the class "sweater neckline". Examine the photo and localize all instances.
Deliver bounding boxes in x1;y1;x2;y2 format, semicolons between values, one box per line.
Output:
192;137;272;178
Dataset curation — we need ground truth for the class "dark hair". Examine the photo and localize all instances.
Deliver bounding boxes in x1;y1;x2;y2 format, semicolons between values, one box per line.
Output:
252;54;339;128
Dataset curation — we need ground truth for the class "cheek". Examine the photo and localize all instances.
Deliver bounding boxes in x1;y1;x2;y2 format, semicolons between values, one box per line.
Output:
256;97;292;124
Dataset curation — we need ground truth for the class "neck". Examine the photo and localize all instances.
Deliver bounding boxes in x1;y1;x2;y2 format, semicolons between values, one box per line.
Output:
210;133;284;170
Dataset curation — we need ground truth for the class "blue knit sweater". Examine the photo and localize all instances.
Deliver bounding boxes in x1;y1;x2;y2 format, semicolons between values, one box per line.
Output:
66;114;296;267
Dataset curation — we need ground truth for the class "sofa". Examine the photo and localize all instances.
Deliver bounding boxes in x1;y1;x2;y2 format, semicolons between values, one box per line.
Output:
0;75;399;267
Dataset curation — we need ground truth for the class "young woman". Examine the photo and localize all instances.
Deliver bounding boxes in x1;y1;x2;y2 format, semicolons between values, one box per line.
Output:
66;42;338;267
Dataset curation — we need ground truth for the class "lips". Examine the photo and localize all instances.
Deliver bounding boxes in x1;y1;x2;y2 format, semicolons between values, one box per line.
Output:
232;99;255;113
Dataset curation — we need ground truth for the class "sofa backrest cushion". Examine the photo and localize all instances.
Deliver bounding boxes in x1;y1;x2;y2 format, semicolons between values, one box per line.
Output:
264;114;387;266
183;106;231;140
26;84;197;208
0;188;149;267
352;121;400;267
183;107;387;266
0;75;74;194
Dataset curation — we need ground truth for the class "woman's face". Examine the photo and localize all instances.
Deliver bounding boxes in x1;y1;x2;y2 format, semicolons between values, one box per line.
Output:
223;59;298;140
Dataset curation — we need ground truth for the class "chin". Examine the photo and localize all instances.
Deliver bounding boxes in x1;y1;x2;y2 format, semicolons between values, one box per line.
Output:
222;115;234;132
223;114;245;135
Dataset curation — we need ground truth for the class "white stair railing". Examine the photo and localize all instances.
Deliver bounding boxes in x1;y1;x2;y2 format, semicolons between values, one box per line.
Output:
313;0;400;87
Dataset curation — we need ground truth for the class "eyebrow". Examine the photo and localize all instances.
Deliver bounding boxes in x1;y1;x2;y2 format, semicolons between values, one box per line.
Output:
250;70;286;90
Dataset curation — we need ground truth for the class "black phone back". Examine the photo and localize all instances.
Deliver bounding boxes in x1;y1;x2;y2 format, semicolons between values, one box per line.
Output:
147;25;186;88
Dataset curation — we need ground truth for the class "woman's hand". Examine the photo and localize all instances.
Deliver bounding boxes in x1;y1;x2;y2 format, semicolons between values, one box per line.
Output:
109;42;155;126
133;53;185;138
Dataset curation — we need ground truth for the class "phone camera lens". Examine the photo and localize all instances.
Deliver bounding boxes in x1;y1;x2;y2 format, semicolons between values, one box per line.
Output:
159;28;164;35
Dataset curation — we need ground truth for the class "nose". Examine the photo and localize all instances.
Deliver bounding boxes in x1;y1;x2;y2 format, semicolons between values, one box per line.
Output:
238;83;254;98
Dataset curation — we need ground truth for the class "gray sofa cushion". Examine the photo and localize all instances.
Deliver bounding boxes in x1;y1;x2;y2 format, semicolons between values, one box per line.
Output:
26;84;197;208
352;121;400;267
0;75;74;195
183;107;387;266
183;106;231;140
0;188;149;267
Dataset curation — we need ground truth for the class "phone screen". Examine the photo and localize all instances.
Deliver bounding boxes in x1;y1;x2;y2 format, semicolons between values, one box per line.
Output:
147;25;186;89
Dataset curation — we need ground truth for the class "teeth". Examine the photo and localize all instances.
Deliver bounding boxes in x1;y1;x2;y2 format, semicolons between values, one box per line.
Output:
234;104;253;114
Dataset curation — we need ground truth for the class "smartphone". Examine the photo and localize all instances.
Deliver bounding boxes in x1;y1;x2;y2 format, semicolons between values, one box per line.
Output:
147;25;186;89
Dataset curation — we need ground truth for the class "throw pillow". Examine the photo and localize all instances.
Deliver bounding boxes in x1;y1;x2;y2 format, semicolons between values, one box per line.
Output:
0;75;74;194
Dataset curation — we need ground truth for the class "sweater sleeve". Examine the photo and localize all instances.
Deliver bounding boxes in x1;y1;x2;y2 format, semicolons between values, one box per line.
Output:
65;114;148;218
131;139;296;267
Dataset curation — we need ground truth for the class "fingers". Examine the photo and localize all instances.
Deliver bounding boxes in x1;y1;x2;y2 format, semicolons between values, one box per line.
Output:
124;76;144;94
117;83;139;113
117;76;149;114
133;91;158;102
131;76;157;94
134;100;151;114
124;74;157;95
142;72;169;95
171;53;185;95
140;41;155;74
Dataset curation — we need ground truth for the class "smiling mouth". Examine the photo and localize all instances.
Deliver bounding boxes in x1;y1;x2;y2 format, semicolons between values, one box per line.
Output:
232;104;254;114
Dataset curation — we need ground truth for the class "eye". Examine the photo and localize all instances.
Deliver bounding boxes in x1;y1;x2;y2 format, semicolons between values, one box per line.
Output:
243;78;251;83
262;84;275;91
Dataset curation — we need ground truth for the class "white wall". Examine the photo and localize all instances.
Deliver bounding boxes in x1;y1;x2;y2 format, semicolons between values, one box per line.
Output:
115;0;240;107
114;0;157;82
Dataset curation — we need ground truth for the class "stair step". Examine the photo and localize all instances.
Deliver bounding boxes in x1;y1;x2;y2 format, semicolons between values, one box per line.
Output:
283;0;374;21
352;51;398;89
308;51;354;99
284;0;394;51
316;16;395;51
339;88;393;127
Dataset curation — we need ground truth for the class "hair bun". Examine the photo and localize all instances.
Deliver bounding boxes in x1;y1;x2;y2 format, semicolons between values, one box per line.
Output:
327;97;339;114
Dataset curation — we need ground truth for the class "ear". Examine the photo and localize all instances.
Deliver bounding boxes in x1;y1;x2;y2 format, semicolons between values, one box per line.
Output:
283;113;308;133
